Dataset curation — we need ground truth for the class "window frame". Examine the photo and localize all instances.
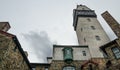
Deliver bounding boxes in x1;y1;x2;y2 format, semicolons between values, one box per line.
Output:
111;47;120;59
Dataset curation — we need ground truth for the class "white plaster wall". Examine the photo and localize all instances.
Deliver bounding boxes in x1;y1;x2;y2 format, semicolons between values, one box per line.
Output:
76;17;110;58
53;47;64;60
53;47;91;60
73;47;91;60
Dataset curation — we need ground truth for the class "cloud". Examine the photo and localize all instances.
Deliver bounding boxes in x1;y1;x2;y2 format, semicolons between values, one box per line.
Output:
22;31;53;63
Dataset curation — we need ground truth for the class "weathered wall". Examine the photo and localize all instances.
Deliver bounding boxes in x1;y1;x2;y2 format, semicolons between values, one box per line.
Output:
0;34;30;70
105;41;120;69
34;60;106;70
102;11;120;38
76;17;110;58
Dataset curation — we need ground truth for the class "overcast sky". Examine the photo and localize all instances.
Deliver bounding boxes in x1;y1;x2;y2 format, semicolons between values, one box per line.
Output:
0;0;120;63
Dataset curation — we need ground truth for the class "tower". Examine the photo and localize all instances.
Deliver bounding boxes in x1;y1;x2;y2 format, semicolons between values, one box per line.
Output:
102;11;120;38
73;5;110;58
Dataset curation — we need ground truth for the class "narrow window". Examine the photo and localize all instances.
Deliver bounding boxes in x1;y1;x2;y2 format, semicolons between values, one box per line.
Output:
81;28;83;31
84;38;86;42
95;36;100;40
89;64;93;70
91;26;95;30
112;47;120;59
82;51;86;56
87;18;91;22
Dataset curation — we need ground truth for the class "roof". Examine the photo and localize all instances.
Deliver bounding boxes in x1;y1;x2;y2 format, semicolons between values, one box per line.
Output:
53;44;88;48
100;39;118;50
12;36;32;69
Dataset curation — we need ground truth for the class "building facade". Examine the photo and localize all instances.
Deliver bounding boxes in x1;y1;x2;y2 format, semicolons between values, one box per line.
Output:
1;5;120;70
31;45;101;70
31;5;112;70
73;5;110;58
0;22;32;70
102;11;120;38
100;11;120;70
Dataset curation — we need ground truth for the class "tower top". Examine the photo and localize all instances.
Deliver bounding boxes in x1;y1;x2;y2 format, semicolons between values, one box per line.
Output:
73;5;96;30
76;4;91;10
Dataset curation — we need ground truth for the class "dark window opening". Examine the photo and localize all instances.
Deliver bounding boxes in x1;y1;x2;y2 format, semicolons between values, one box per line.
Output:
89;64;93;70
91;26;95;30
81;28;83;31
95;36;100;40
106;60;112;69
87;18;91;22
82;51;86;56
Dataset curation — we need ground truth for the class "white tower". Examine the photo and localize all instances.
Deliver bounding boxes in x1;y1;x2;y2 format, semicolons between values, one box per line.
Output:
73;5;110;58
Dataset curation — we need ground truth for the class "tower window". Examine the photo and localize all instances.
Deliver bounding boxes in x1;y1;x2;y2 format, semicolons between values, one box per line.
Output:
111;47;120;59
95;36;100;40
91;26;95;30
87;18;91;22
81;28;83;31
82;51;86;56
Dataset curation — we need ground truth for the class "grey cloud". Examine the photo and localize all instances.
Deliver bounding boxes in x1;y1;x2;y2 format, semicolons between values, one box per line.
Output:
22;31;53;63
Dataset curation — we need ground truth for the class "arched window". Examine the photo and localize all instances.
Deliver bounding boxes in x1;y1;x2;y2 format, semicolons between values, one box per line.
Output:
63;66;75;70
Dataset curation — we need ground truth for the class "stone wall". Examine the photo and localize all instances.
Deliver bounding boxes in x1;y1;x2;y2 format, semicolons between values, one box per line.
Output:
102;11;120;38
33;60;106;70
0;34;30;70
101;39;120;70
